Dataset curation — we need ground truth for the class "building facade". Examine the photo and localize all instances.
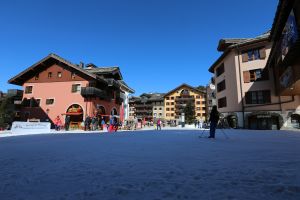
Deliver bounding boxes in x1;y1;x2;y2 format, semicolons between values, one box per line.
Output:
128;93;164;122
0;89;23;129
8;54;134;129
164;84;206;122
267;0;300;129
209;30;300;130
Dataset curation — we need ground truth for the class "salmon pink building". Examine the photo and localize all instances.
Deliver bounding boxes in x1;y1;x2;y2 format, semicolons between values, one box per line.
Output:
8;54;134;129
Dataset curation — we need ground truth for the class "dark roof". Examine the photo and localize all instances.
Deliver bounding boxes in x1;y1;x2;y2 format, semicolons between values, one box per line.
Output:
85;67;123;80
118;80;135;93
8;53;104;85
164;83;206;97
208;32;270;73
129;93;165;103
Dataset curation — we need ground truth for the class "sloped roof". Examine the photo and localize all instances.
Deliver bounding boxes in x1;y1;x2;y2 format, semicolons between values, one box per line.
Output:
118;80;135;93
85;66;123;80
8;53;105;85
164;83;206;97
209;32;270;73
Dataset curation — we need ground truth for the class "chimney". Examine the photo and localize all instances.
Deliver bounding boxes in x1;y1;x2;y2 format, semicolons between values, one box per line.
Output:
79;62;84;68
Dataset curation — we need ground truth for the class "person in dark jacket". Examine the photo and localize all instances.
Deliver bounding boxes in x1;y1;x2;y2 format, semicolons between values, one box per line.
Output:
209;105;220;138
65;115;71;131
84;115;91;131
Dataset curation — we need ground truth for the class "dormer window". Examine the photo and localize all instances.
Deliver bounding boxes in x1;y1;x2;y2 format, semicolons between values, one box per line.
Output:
71;72;76;79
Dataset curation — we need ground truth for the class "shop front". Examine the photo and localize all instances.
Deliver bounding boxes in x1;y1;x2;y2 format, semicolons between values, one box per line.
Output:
247;112;282;130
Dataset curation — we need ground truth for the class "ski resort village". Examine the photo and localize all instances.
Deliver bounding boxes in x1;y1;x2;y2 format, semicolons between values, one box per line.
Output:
0;0;300;199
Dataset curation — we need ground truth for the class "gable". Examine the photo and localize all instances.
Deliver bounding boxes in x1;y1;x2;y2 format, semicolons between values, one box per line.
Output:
8;54;99;86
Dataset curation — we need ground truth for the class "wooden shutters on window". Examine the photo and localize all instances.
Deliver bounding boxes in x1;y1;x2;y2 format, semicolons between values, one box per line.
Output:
243;71;250;83
259;48;266;59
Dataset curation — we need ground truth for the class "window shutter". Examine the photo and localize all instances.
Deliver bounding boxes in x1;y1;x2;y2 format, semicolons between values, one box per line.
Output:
71;85;76;92
243;71;250;83
259;48;266;59
242;53;248;62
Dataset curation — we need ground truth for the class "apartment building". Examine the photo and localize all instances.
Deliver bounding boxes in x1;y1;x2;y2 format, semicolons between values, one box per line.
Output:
267;0;300;129
128;93;164;121
164;84;206;122
8;53;134;129
209;29;300;130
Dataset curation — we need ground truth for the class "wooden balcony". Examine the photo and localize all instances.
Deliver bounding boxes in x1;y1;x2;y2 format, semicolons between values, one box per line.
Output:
81;87;107;99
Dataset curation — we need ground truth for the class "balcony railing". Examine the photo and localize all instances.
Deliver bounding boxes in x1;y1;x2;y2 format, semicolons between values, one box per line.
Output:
175;96;195;102
81;87;107;99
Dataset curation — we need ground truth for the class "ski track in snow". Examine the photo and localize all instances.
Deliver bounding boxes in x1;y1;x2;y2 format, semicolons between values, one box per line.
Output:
0;129;300;200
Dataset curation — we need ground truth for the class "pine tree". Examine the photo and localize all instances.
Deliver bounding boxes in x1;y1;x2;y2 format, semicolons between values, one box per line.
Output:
184;101;195;124
0;97;14;129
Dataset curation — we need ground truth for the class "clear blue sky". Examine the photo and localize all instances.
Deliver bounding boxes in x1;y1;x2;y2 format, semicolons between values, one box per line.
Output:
0;0;278;95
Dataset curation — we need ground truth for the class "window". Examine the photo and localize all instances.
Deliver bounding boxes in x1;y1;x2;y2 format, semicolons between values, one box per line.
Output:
57;72;62;78
159;108;162;110
171;108;174;111
245;90;271;104
171;97;174;100
171;102;174;105
196;101;201;105
196;95;200;99
30;98;40;107
48;72;52;78
166;97;170;100
154;108;157;110
166;113;170;117
197;113;201;116
242;47;266;62
216;63;225;77
166;102;170;105
218;97;227;108
197;107;201;110
217;80;226;92
244;68;269;83
166;108;170;111
171;113;174;117
25;86;33;94
71;72;76;79
35;74;39;80
46;98;54;105
71;84;81;93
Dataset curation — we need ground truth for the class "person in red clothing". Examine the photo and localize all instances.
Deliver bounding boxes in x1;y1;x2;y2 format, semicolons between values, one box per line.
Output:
54;115;62;131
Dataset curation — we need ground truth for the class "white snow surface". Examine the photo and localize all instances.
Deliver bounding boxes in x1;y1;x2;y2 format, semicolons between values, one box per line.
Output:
0;129;300;200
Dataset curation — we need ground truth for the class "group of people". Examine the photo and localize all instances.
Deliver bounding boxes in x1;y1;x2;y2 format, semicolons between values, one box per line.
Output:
53;114;120;132
194;119;205;129
53;105;221;138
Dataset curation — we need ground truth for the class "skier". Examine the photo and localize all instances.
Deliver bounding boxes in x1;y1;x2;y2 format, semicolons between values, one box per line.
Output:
208;105;220;138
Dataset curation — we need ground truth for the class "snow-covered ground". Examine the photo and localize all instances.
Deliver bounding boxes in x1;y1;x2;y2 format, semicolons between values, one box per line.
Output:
0;129;300;200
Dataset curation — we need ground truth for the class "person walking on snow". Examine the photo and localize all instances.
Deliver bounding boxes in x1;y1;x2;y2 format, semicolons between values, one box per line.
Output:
157;119;161;130
209;105;220;138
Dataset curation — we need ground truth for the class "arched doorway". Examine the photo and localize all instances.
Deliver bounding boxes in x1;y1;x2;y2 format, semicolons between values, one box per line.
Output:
66;104;83;129
291;114;300;129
